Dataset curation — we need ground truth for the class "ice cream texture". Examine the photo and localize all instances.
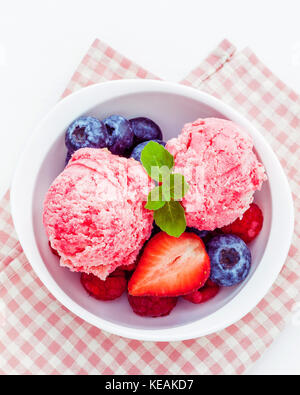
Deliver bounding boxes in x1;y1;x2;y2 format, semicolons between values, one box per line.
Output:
166;118;266;231
43;148;153;280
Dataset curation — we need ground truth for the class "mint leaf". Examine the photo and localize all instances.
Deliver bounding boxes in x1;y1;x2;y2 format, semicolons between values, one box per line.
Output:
141;142;189;235
164;173;189;201
145;200;166;211
145;186;166;210
153;201;186;238
141;141;174;182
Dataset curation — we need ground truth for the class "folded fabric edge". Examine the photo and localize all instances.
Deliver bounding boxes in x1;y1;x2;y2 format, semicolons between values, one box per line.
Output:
181;39;236;86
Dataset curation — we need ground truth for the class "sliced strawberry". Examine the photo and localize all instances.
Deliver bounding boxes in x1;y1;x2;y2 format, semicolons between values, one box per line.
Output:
128;232;210;297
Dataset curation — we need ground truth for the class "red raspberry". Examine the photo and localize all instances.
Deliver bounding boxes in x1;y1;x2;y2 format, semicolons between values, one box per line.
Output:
183;279;220;304
221;203;263;243
81;271;127;301
110;268;126;277
128;295;177;317
49;241;60;257
118;262;137;272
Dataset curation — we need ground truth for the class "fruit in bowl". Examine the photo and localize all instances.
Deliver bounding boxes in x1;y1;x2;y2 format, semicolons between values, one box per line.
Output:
44;110;266;318
11;80;293;341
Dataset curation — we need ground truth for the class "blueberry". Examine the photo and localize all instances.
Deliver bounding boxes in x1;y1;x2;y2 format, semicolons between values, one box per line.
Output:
186;227;221;247
207;234;251;287
186;227;210;240
65;116;109;152
130;140;166;162
103;115;134;156
130;117;163;144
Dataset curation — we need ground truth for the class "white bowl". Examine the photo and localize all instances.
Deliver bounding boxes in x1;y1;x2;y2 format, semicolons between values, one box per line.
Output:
11;80;294;341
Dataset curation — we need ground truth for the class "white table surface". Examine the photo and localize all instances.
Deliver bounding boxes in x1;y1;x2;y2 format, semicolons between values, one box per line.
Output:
0;0;299;375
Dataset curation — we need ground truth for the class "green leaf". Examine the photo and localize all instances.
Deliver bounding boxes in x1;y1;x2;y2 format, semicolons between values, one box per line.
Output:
164;173;190;201
145;186;166;210
153;201;187;238
141;141;174;182
145;200;166;211
141;142;188;234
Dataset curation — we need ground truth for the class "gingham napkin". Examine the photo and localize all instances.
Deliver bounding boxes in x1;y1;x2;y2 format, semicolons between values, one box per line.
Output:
0;39;299;375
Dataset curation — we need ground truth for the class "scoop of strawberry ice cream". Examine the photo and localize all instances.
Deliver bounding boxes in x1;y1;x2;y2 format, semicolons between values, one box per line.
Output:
166;118;266;231
43;148;153;280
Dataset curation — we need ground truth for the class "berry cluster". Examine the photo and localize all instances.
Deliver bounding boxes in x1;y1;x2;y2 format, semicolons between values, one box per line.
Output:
49;114;264;318
65;115;165;164
51;202;263;317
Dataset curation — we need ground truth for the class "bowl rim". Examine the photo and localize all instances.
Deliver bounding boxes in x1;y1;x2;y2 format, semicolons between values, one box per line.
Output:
11;79;294;341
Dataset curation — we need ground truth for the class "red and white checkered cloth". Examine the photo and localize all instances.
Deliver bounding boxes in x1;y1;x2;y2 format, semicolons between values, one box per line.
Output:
0;39;299;375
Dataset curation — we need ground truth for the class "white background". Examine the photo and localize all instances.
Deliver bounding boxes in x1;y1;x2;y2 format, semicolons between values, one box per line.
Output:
0;0;299;375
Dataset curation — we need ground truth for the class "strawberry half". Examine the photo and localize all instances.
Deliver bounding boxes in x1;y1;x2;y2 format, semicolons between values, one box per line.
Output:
128;232;210;297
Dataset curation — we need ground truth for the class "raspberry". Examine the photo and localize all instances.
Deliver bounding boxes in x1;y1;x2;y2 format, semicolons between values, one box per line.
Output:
128;295;177;317
221;203;263;243
183;279;220;304
118;262;137;272
49;241;60;257
110;268;126;277
81;271;127;301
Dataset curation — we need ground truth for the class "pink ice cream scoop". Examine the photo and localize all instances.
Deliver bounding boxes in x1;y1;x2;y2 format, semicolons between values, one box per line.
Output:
43;148;153;280
166;118;266;231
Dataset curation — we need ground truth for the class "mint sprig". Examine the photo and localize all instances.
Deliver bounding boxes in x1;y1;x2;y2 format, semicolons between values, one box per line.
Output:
166;173;189;201
141;141;174;182
145;186;166;210
154;201;187;238
141;142;189;238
